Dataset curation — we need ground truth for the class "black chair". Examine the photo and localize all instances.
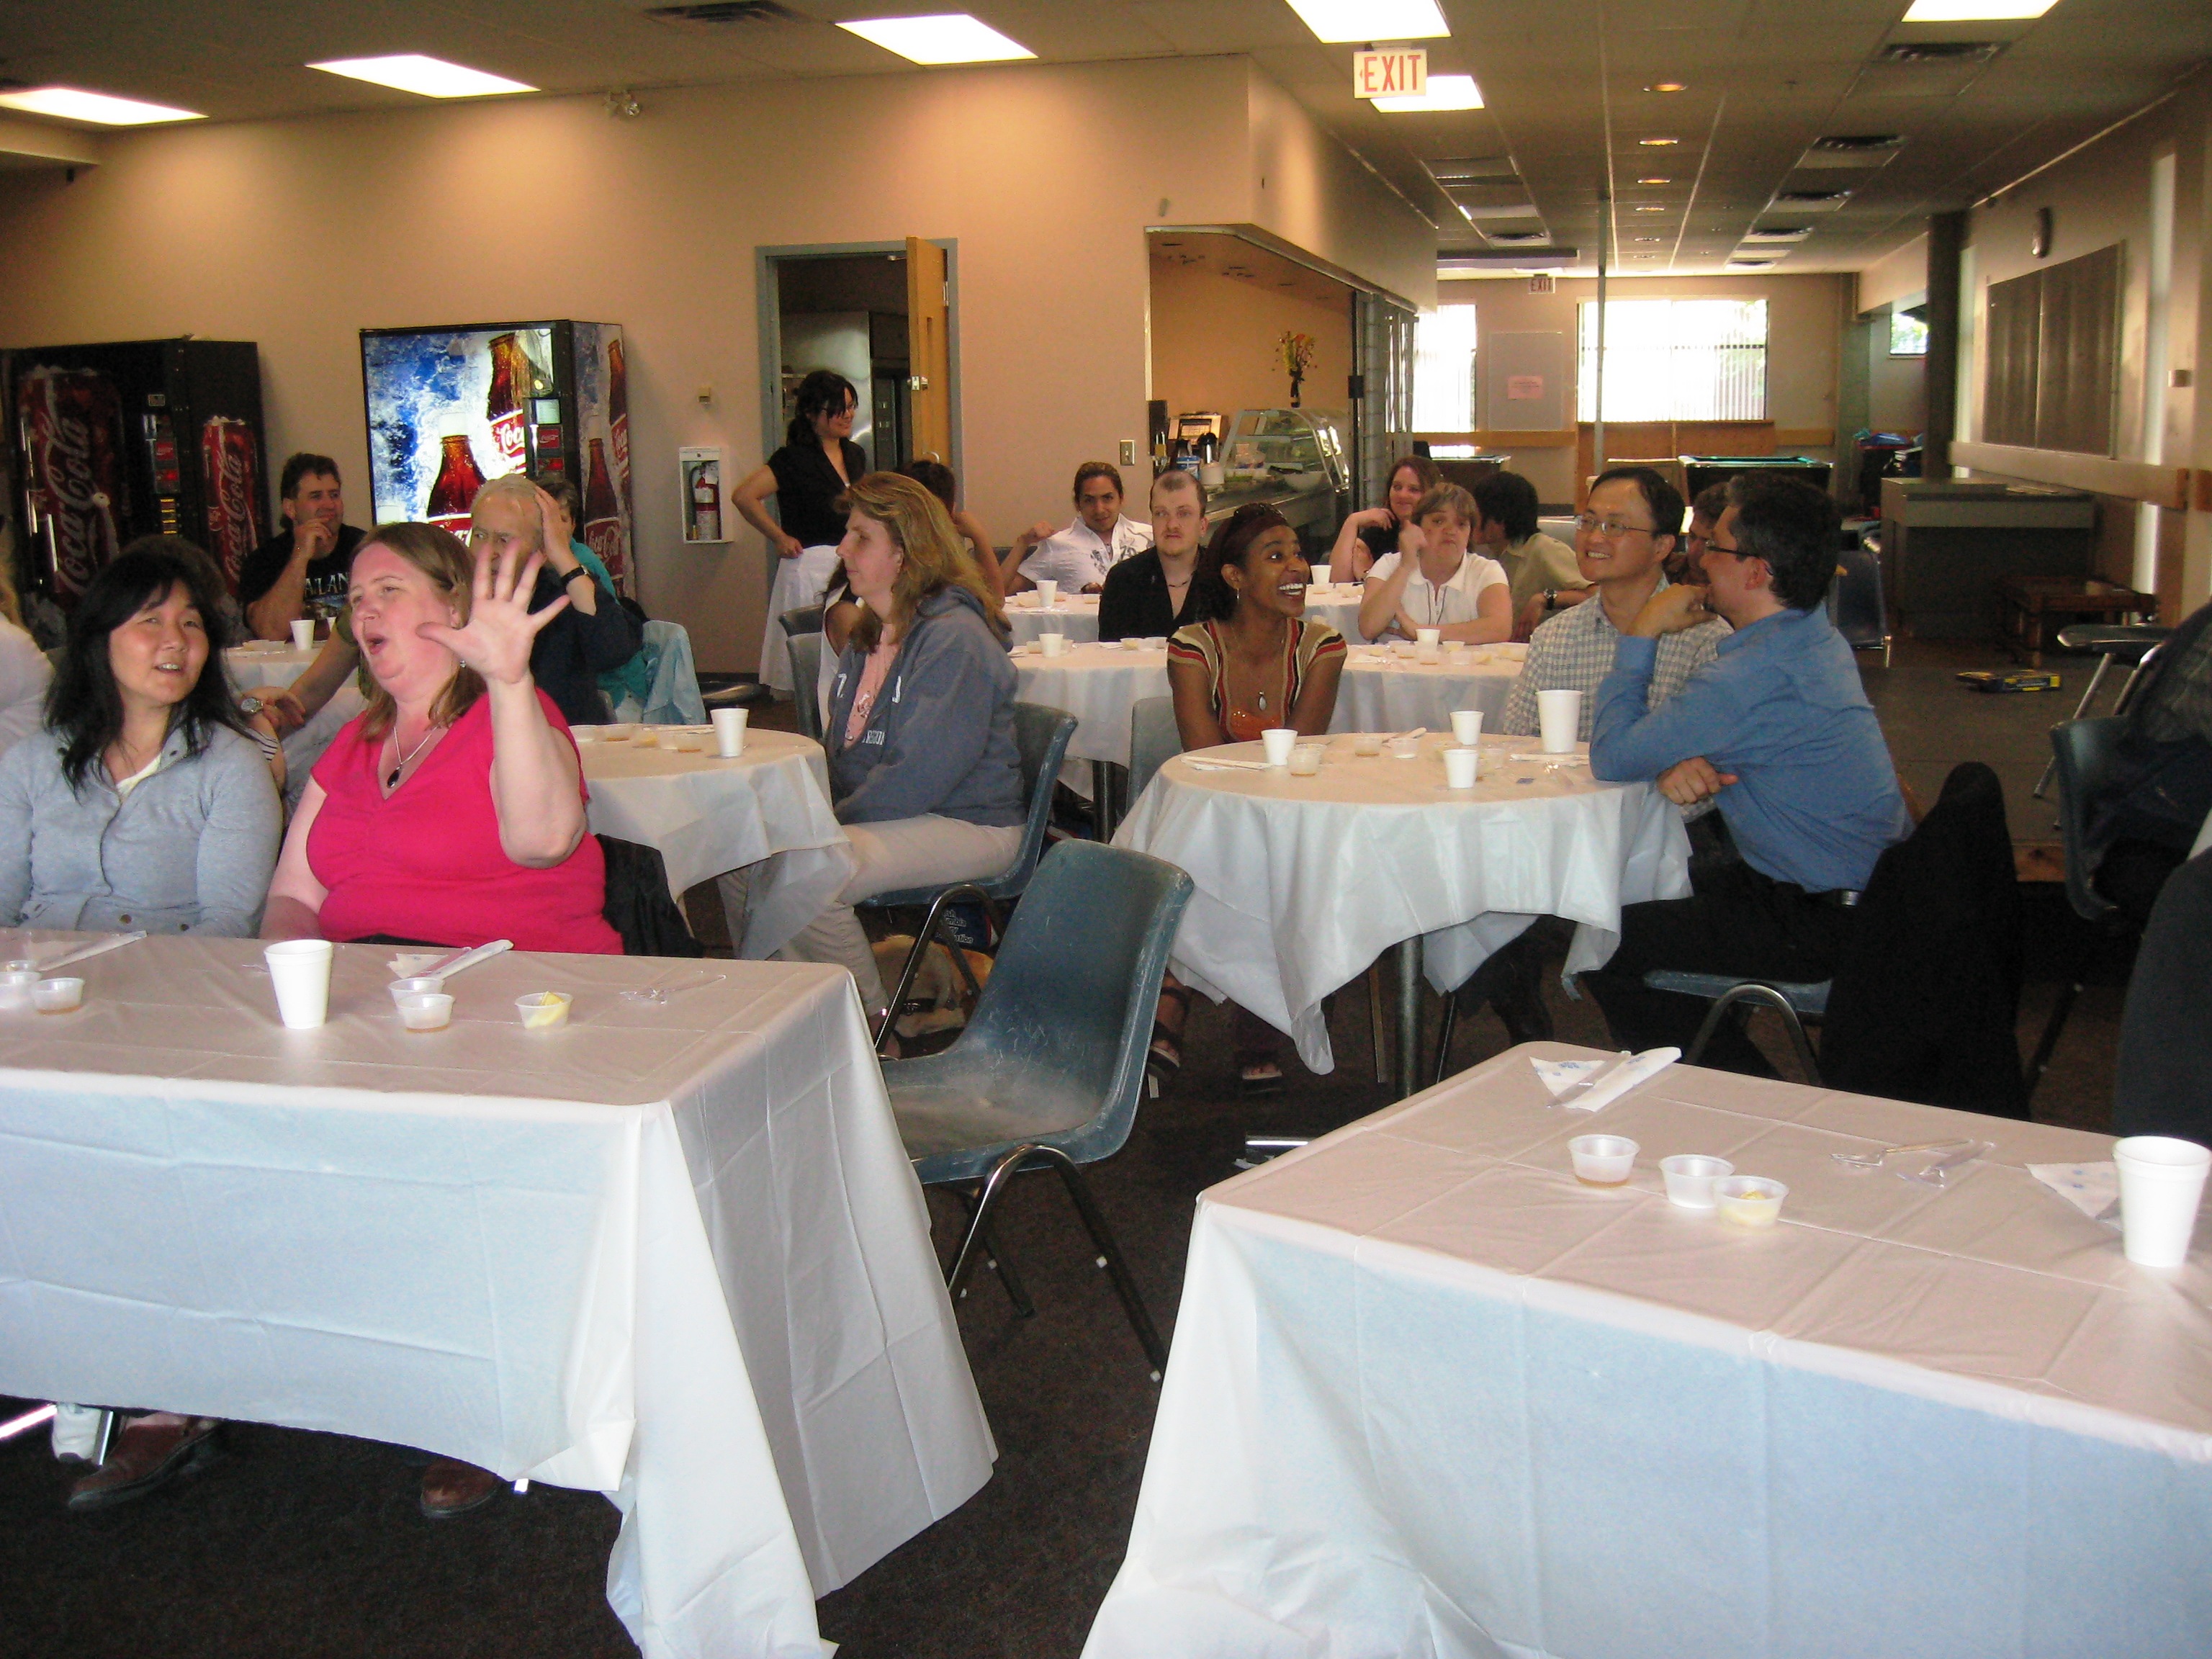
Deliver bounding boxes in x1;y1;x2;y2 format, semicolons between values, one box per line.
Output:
779;603;824;638
1826;534;1890;668
2113;849;2212;1143
2033;626;2169;799
2026;716;2134;1089
783;633;824;745
1640;763;2029;1116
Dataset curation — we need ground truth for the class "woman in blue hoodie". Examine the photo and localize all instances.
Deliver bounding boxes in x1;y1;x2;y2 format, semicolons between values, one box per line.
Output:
788;471;1023;1023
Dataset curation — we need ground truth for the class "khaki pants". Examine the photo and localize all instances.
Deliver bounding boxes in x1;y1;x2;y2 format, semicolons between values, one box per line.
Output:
779;814;1023;1014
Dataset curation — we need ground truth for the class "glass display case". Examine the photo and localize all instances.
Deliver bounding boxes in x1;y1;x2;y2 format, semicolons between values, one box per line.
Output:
1209;408;1350;559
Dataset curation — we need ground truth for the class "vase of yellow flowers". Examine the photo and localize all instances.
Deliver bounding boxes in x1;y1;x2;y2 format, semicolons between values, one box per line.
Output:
1279;331;1317;408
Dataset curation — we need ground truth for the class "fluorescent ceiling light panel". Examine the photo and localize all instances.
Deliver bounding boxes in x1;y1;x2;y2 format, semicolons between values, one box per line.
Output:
837;14;1035;63
1374;74;1483;112
309;55;535;96
1286;0;1448;42
0;86;203;125
1899;0;2056;17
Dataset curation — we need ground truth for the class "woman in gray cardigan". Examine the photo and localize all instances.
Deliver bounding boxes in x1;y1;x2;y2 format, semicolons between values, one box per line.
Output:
4;544;282;1514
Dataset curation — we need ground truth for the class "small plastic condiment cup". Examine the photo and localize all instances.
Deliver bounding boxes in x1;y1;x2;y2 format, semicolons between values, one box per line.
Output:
516;991;573;1031
33;976;84;1014
1660;1154;1735;1209
396;991;453;1033
633;727;659;747
1416;642;1440;664
1387;736;1422;760
0;966;40;1008
1141;636;1167;650
1714;1175;1788;1228
1260;727;1298;767
1354;732;1385;757
1568;1134;1638;1187
389;976;446;1004
1288;743;1324;776
601;724;635;742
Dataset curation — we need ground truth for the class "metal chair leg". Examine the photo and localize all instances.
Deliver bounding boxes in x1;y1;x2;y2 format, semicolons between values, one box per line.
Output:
948;1184;1035;1316
1393;938;1424;1100
1433;993;1458;1087
89;1408;116;1469
876;882;992;1051
2024;981;2080;1102
943;1145;1033;1301
1684;984;1822;1085
1035;1146;1169;1378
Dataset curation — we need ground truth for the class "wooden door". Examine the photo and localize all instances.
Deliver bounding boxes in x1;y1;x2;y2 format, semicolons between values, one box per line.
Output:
905;237;951;463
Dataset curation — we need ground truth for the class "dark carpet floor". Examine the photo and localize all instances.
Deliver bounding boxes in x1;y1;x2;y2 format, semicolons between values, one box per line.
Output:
0;639;2136;1658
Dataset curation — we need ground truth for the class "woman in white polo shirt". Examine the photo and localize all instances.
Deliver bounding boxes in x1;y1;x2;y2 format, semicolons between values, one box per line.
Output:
1357;481;1513;645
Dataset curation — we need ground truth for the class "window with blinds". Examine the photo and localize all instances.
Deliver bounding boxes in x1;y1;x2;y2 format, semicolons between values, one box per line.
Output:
1411;306;1480;433
1576;298;1768;422
1982;244;2120;456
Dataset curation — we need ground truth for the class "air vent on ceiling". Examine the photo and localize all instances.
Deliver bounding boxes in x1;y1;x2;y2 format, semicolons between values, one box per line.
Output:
1812;133;1905;152
643;1;801;26
1878;40;2000;63
1482;230;1551;245
1441;248;1576;271
1740;226;1812;243
1726;258;1778;269
1775;189;1850;207
1457;202;1542;221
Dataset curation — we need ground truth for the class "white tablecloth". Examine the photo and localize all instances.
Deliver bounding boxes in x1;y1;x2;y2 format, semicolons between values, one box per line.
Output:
578;727;850;958
1012;642;1526;772
0;935;994;1658
1089;1043;2212;1659
1004;593;1100;646
1112;737;1689;1071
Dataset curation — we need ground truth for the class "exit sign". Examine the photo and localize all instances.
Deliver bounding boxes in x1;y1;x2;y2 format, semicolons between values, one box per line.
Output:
1352;48;1426;100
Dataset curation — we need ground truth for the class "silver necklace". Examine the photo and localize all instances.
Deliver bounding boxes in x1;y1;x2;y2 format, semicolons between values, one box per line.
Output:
385;723;441;791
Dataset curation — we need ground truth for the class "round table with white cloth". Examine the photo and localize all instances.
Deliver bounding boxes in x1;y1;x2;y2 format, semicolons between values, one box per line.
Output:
224;641;367;813
222;642;320;690
576;725;850;958
1004;593;1100;646
1011;639;1528;773
1300;583;1369;644
1112;733;1690;1086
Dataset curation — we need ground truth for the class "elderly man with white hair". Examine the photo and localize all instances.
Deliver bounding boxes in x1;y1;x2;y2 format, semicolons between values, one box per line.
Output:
462;472;642;727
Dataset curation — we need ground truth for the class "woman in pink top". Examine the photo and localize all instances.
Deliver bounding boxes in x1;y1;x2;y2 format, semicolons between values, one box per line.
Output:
261;521;618;958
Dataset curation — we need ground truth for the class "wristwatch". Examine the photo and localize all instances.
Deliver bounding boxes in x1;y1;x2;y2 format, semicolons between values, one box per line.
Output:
562;567;594;588
1543;588;1559;611
238;696;264;716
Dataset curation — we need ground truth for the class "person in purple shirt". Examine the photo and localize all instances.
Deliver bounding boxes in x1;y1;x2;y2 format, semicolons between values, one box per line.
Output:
1583;475;1910;1073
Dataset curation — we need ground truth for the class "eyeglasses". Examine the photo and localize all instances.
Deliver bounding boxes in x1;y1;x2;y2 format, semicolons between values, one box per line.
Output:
1575;514;1655;539
1701;538;1753;560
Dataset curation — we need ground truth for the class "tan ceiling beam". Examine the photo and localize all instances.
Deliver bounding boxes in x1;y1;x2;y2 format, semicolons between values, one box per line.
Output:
0;117;102;168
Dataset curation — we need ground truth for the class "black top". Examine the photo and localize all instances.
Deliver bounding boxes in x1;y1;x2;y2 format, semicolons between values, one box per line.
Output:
237;521;367;607
528;565;644;727
1357;520;1405;570
768;439;869;549
1097;549;1208;642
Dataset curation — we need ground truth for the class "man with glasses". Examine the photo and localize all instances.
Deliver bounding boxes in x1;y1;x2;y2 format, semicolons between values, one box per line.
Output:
1582;474;1909;1072
1677;481;1730;585
1500;467;1726;743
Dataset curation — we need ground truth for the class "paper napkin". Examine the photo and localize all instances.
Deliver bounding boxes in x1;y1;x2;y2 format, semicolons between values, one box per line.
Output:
2028;1161;2121;1223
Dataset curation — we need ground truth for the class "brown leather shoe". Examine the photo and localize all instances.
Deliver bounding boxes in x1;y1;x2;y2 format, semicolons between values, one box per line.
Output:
66;1415;222;1513
420;1457;503;1520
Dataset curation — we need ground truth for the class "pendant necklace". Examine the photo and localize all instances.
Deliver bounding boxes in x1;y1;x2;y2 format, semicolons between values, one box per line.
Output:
385;724;441;791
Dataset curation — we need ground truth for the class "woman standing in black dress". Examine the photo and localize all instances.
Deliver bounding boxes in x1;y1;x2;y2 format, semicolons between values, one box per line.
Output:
731;369;868;693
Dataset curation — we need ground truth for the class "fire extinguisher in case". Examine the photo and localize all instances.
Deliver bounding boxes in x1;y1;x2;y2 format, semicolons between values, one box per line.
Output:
691;459;721;541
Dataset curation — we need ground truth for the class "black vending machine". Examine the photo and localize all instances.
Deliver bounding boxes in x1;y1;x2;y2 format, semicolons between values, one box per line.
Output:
5;338;269;609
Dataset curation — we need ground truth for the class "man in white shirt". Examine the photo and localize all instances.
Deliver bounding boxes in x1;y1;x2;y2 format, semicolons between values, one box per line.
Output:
1008;462;1153;593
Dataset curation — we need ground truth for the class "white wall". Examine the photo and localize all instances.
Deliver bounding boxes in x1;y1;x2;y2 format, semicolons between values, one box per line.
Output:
0;55;1432;670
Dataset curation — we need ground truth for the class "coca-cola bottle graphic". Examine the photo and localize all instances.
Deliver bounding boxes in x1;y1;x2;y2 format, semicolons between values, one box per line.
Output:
690;459;721;541
606;336;629;500
583;436;626;587
485;332;528;470
425;433;487;541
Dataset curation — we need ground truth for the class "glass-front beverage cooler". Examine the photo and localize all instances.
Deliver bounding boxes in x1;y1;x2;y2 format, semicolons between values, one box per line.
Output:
5;338;268;608
359;320;634;594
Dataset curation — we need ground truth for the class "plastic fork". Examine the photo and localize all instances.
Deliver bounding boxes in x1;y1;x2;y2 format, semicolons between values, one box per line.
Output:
1831;1138;1972;1171
619;971;725;1007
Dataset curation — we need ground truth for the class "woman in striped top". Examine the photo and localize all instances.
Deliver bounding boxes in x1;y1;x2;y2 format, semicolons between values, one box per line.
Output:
1156;505;1346;1094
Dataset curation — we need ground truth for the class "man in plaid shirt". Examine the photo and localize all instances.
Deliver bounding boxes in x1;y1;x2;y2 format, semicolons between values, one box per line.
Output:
1499;466;1729;741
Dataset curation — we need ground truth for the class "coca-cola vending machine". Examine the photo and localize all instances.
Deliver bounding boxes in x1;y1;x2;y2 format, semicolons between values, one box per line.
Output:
4;338;269;608
360;320;634;595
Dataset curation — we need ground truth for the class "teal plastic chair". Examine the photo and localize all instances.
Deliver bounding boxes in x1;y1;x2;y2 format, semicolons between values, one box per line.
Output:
864;702;1078;1047
784;632;824;744
1126;696;1181;806
2026;716;2131;1087
884;840;1193;1376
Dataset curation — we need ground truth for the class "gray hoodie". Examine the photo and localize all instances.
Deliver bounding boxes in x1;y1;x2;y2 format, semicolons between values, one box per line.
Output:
825;586;1024;827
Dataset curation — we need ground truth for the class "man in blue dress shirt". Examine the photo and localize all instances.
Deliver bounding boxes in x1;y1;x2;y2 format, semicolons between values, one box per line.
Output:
1584;475;1911;1072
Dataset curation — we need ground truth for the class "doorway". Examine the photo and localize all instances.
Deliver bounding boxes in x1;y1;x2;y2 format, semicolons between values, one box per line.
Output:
755;240;960;479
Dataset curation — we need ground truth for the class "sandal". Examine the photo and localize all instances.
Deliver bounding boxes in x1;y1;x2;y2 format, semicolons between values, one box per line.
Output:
1236;1056;1285;1098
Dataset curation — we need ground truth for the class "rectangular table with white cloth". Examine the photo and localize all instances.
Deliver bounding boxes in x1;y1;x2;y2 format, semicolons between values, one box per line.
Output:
576;725;850;958
0;934;994;1658
1087;1043;2212;1659
1112;737;1689;1089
